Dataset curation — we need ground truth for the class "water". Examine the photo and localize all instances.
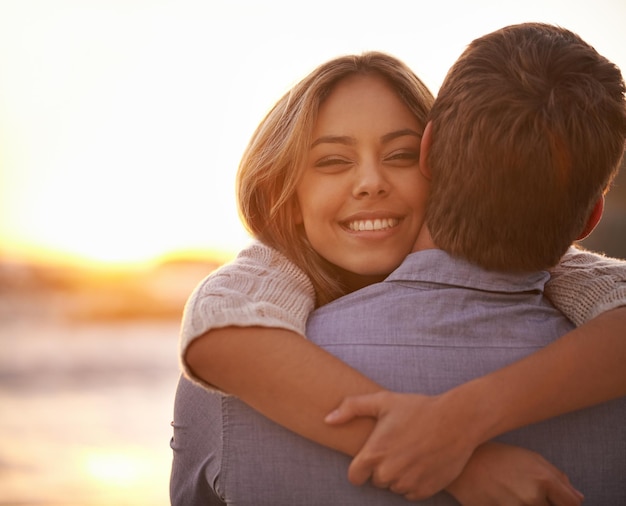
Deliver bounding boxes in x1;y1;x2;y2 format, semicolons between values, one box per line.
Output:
0;319;181;506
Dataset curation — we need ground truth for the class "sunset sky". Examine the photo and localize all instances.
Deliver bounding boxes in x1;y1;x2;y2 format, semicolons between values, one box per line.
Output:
1;0;625;268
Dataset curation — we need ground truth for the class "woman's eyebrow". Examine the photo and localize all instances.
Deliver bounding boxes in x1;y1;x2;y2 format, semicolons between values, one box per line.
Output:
310;135;356;148
310;129;421;149
380;128;422;144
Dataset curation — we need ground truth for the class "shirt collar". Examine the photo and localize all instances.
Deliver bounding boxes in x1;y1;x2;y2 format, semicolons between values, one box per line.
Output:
386;249;550;294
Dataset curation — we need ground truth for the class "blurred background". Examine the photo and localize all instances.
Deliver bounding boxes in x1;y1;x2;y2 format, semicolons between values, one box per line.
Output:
1;1;624;504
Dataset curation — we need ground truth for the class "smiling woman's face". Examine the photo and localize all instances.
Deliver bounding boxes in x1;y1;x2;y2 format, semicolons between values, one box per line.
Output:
295;73;430;290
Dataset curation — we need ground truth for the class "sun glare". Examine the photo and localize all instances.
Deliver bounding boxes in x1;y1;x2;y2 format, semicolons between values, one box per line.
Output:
83;451;144;485
77;447;170;504
0;1;256;270
1;238;240;272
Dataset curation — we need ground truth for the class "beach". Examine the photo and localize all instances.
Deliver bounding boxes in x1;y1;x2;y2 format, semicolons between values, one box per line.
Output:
0;318;181;506
0;257;217;506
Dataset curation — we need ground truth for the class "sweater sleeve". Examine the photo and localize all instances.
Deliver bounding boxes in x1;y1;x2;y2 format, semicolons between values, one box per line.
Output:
178;240;316;388
546;245;626;327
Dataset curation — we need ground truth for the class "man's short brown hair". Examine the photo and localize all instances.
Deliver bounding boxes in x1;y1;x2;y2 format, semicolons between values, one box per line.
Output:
426;23;626;271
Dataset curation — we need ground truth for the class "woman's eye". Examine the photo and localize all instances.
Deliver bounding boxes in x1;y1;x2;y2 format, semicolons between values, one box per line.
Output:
314;157;352;172
385;150;419;166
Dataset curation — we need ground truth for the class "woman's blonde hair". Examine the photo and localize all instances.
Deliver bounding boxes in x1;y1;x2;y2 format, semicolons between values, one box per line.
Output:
237;51;434;306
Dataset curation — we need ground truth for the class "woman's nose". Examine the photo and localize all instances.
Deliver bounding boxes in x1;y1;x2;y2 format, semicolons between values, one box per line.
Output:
352;162;390;199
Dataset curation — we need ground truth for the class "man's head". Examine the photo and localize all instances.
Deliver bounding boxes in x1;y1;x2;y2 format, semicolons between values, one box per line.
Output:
423;22;626;271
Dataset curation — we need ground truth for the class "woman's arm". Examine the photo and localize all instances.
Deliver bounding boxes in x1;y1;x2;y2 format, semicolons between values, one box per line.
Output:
181;241;380;453
186;326;381;455
179;241;316;391
446;442;584;506
185;326;584;504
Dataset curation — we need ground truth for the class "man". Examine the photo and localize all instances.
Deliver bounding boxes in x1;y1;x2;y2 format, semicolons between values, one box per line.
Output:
171;23;626;505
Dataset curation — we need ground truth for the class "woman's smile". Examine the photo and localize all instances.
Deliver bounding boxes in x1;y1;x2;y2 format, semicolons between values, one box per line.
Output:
344;217;401;232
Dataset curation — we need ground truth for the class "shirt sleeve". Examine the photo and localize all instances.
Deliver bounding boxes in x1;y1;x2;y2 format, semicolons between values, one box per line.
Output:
546;245;626;327
178;240;316;388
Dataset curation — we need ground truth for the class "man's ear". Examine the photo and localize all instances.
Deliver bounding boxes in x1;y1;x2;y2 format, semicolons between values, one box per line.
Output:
419;121;433;180
577;195;605;240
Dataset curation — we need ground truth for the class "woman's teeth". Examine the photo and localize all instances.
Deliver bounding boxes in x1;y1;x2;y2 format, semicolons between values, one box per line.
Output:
347;218;399;231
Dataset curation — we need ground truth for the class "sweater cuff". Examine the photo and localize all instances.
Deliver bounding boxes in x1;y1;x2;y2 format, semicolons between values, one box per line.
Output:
546;246;626;326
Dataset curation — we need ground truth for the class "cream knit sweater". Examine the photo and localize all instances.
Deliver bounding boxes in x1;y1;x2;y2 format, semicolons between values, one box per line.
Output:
180;241;626;387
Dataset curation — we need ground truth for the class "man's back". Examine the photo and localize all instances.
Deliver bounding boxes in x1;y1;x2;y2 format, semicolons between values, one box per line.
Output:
308;251;626;503
171;250;626;505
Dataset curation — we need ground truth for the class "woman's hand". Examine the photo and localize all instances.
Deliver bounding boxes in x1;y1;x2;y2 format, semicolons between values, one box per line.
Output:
325;390;480;499
325;391;584;504
447;442;584;506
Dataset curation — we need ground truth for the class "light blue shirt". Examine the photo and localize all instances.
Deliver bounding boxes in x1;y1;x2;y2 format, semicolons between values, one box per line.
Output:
171;249;626;505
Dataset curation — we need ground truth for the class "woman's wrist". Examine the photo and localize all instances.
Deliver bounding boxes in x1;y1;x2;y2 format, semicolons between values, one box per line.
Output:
439;376;507;447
